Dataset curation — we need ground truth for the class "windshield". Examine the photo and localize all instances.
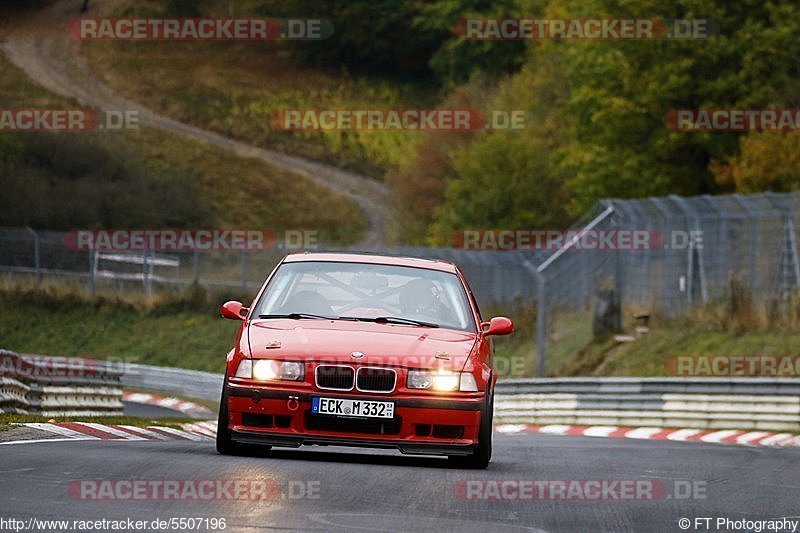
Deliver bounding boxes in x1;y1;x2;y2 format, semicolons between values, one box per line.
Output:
253;261;476;332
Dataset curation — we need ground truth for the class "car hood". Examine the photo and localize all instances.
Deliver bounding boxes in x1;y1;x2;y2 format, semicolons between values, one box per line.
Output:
247;319;477;372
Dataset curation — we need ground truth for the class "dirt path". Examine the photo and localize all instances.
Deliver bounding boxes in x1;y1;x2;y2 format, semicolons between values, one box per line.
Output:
0;0;390;246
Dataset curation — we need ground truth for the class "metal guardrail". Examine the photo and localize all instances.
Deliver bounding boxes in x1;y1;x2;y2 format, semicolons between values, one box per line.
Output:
0;350;124;416
120;363;223;402
4;351;798;432
494;378;800;432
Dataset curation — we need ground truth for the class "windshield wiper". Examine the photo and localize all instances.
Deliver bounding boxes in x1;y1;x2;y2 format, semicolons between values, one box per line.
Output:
258;313;334;320
340;316;440;328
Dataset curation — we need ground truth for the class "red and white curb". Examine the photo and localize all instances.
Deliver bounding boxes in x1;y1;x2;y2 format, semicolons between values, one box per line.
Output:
122;392;215;419
4;421;218;443
8;421;799;448
495;424;800;447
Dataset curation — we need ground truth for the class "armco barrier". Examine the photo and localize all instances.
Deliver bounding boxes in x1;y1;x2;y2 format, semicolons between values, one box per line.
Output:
0;350;123;416
4;351;799;432
120;363;223;401
494;378;800;432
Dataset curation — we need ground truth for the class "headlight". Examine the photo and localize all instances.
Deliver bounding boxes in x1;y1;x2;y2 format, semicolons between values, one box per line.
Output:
234;359;304;381
407;370;433;390
234;359;252;378
432;372;459;392
459;372;478;392
407;370;479;392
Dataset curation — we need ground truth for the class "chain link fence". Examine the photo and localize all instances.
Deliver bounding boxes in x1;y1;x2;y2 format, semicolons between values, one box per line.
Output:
0;228;543;309
534;191;800;376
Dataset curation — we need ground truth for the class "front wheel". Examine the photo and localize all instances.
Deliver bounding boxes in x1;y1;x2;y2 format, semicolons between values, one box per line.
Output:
449;392;493;469
216;378;270;456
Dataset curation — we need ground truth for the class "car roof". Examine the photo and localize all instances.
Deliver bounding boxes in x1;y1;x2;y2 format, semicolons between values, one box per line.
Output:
282;252;458;273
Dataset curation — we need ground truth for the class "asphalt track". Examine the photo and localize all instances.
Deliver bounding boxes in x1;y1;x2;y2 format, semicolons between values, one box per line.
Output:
1;433;799;532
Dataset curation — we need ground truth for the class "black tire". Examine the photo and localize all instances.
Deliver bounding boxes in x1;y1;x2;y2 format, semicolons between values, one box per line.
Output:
449;391;493;469
216;377;270;456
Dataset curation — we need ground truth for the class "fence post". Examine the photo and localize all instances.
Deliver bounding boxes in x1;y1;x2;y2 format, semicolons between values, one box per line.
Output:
524;259;547;377
193;250;200;286
535;271;547;377
25;227;41;286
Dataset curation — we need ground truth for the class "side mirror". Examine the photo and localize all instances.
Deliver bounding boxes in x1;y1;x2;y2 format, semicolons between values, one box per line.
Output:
481;316;514;336
220;300;248;320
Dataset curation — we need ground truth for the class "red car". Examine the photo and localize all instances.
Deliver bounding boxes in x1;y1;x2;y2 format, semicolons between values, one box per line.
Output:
215;252;513;468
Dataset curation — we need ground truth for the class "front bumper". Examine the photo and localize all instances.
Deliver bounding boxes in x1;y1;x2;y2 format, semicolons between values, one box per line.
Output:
225;383;485;456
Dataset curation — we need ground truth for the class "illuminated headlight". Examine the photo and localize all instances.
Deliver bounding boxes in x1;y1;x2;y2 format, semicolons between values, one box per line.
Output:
407;370;479;392
234;359;304;381
432;372;459;392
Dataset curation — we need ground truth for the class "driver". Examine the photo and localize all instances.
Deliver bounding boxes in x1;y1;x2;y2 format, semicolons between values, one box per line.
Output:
398;279;440;317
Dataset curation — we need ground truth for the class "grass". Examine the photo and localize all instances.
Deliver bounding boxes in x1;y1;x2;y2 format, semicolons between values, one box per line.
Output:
490;307;590;378
498;322;800;378
0;47;366;241
123;127;367;240
564;324;800;377
0;286;237;373
80;0;434;176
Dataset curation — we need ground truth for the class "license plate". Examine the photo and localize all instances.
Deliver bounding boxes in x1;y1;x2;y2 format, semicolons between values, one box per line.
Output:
311;397;394;419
